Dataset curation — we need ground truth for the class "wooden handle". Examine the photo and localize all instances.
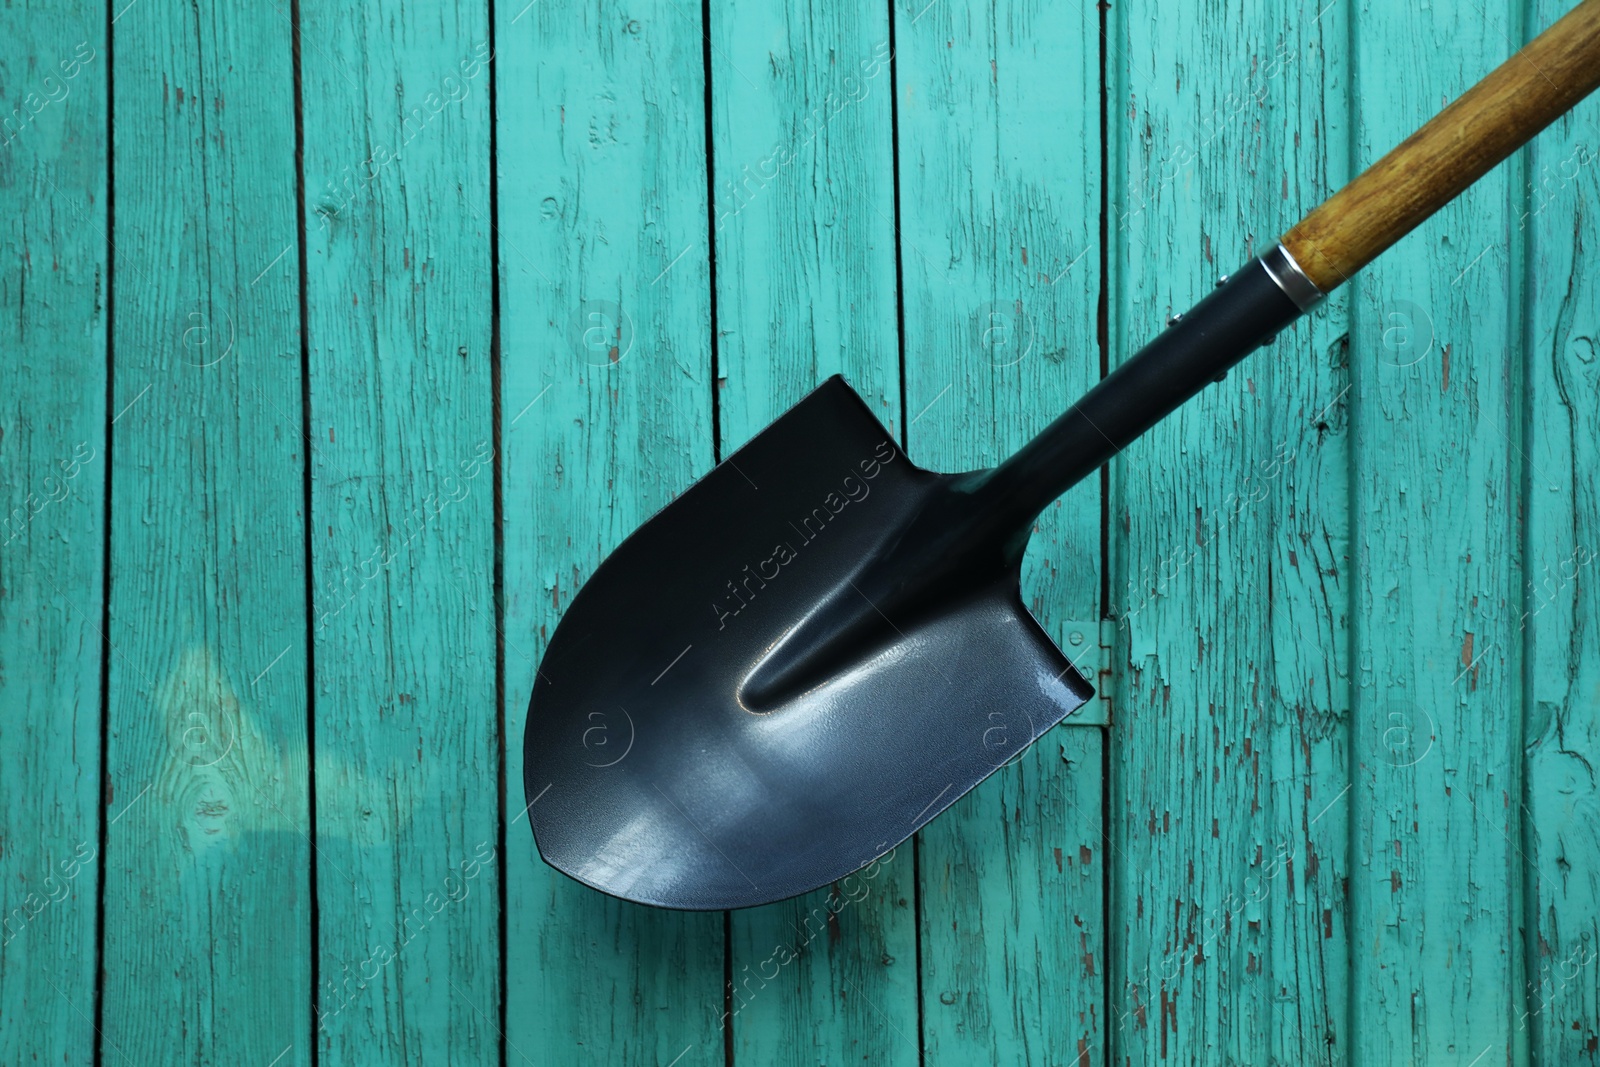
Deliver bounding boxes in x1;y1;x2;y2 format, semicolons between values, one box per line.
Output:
1280;0;1600;293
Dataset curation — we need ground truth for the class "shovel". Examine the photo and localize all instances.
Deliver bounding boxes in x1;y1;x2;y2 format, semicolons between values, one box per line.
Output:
523;0;1600;909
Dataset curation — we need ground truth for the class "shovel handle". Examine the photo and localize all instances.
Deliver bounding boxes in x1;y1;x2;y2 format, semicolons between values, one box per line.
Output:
1280;0;1600;293
980;0;1600;532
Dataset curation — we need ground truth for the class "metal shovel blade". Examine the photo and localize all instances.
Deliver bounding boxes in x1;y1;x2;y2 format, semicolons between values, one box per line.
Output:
524;376;1093;910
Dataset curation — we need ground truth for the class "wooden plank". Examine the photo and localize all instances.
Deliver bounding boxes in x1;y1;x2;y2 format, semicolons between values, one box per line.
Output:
704;5;918;1064
1107;0;1352;1061
0;3;106;1064
1345;1;1526;1060
922;732;1107;1067
100;0;311;1062
1521;6;1600;1055
708;4;900;447
299;3;498;1063
496;2;725;1063
893;0;1107;1061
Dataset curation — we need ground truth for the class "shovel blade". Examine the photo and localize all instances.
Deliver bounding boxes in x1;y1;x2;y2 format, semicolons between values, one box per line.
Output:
524;377;1093;909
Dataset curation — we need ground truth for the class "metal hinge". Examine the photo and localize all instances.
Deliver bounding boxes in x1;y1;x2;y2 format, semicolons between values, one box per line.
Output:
1060;619;1116;727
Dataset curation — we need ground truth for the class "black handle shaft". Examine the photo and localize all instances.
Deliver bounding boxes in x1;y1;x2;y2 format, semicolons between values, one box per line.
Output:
971;252;1313;537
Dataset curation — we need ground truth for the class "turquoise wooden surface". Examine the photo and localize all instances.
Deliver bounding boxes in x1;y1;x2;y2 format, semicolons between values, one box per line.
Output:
101;0;312;1063
498;3;726;1064
301;1;499;1063
1109;1;1352;1061
3;1;1599;1064
1348;3;1527;1060
1524;0;1600;1056
0;2;103;1065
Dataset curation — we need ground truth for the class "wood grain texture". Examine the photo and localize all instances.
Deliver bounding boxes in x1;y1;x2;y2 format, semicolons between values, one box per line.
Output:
1522;2;1600;1055
708;3;900;449
101;0;312;1062
1282;0;1600;293
1346;0;1526;1061
300;3;499;1063
496;2;726;1063
1108;0;1352;1061
7;2;1600;1061
705;3;917;1064
920;731;1107;1067
0;2;105;1064
894;0;1107;1061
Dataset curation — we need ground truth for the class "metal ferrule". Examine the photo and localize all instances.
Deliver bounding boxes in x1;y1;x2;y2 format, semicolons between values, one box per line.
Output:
1260;242;1325;311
